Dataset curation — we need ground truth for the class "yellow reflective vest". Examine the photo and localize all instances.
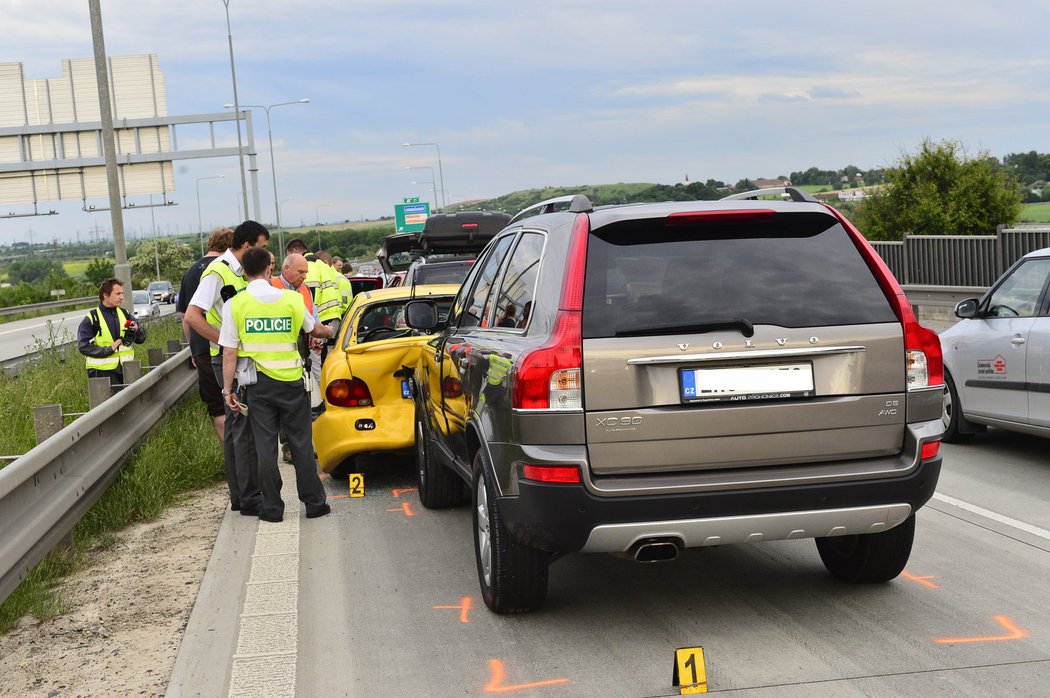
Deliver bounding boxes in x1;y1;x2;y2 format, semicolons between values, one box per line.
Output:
230;290;305;382
201;257;248;356
84;306;135;371
304;255;342;322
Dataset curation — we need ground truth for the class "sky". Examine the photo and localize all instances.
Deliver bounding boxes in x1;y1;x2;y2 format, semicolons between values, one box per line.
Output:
1;0;1049;244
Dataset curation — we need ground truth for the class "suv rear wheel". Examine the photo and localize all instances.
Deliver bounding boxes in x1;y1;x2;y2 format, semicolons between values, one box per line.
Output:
815;514;915;583
472;450;549;613
415;409;465;508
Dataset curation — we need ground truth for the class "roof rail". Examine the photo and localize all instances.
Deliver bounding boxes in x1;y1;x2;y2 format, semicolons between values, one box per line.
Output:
508;194;593;224
721;186;819;203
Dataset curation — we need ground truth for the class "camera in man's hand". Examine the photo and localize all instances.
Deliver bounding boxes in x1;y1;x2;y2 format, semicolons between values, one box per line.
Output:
121;319;136;346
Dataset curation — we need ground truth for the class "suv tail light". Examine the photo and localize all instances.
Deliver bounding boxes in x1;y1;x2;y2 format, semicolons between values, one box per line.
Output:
326;378;373;407
522;464;581;484
512;212;589;410
831;207;943;390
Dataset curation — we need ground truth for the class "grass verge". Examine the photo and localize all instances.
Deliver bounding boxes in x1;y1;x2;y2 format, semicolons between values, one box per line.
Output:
0;318;223;633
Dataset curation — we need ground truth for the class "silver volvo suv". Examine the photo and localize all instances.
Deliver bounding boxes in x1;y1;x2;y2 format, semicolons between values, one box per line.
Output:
406;188;945;613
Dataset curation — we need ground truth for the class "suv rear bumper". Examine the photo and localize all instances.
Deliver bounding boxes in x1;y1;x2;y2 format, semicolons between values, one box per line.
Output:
498;456;940;553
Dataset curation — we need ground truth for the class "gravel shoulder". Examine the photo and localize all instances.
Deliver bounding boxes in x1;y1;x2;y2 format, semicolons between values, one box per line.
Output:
0;483;227;698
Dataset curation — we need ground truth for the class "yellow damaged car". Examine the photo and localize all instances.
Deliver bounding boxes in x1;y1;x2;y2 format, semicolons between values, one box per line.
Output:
314;284;459;476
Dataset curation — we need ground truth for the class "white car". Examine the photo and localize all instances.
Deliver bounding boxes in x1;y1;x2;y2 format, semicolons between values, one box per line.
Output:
940;246;1050;442
132;290;160;321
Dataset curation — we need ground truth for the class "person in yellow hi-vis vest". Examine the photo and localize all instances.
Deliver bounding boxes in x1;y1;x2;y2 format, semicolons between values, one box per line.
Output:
77;278;146;389
284;239;342;414
220;246;334;523
185;221;270;515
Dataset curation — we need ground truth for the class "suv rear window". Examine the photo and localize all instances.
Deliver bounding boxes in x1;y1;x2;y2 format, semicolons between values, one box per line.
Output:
582;212;897;338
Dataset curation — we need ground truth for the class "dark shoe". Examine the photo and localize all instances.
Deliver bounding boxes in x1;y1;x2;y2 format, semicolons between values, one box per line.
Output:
259;511;284;523
239;507;260;517
281;445;292;463
231;502;241;511
305;503;331;519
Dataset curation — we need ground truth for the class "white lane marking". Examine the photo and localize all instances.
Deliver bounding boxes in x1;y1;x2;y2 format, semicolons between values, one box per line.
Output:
932;492;1050;541
0;316;78;336
229;461;301;698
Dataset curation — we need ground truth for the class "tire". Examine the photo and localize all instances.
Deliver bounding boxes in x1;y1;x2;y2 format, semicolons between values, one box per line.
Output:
415;410;466;509
942;371;975;443
472;450;549;613
816;514;915;583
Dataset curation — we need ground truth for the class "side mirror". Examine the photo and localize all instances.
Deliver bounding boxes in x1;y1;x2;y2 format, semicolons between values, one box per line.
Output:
954;298;979;319
405;300;440;331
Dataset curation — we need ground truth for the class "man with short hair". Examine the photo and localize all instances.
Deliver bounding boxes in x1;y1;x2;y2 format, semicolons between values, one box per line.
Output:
77;278;146;388
185;220;270;515
220;246;334;523
177;227;233;444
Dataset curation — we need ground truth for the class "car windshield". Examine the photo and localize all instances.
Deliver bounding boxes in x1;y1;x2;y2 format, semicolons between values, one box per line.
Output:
412;261;473;286
148;282;168;291
350;298;454;346
133;291;150;304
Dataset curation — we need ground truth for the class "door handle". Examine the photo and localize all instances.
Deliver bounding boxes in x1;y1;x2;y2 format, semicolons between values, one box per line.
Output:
1010;337;1026;345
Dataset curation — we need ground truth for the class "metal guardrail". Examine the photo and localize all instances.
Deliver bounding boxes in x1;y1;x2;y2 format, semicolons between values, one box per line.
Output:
901;284;987;309
0;295;96;318
0;346;197;604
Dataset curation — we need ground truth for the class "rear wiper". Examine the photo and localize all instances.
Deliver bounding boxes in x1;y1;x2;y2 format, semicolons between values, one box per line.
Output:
614;318;755;338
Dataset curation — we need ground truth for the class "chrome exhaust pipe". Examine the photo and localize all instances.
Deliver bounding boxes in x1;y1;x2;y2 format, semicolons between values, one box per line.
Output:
630;539;681;563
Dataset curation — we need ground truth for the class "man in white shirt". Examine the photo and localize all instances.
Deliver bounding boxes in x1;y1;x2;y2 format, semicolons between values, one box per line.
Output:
184;221;270;515
219;247;334;522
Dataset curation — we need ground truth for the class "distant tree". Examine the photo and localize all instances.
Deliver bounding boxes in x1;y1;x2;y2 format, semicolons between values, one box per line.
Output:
854;139;1024;241
734;178;757;192
6;258;65;285
84;257;115;287
129;238;195;285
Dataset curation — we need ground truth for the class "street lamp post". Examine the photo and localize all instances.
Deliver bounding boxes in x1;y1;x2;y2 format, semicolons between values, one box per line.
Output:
196;174;225;255
221;0;249;221
405;166;436;204
224;99;309;255
315;203;334;249
403;142;445;209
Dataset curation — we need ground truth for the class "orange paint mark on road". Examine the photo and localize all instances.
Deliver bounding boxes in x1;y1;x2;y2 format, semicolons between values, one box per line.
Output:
386;502;415;517
902;571;939;588
936;615;1029;644
327;494;349;500
484;659;569;694
433;596;473;624
393;487;417;498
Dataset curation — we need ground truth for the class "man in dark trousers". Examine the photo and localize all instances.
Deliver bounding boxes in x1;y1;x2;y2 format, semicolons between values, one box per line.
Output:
177;227;233;445
77;278;146;389
220;246;334;523
184;221;269;515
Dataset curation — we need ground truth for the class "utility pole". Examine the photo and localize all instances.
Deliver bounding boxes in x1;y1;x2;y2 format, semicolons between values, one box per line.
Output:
89;0;132;312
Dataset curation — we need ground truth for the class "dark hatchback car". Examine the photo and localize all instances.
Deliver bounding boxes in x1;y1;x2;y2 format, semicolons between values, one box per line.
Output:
406;189;945;613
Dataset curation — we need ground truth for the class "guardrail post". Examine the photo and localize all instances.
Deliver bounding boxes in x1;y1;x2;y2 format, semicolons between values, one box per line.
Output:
148;347;164;368
167;339;182;356
123;360;142;384
33;404;64;444
88;377;112;410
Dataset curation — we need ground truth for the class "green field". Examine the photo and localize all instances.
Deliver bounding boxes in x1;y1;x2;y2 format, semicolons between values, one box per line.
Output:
63;261;90;278
1020;202;1050;224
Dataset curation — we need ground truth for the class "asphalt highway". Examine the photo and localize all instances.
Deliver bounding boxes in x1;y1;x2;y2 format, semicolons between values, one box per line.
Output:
0;303;177;366
169;430;1050;697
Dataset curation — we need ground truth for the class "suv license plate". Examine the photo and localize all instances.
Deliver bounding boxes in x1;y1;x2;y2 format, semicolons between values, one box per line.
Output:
680;363;814;404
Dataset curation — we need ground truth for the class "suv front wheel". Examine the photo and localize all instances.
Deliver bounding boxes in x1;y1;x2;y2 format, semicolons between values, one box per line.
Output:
415;408;465;509
815;514;915;583
472;450;549;613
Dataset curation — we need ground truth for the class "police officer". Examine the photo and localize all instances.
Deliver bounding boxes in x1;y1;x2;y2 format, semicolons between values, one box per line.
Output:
284;239;342;412
219;246;334;523
184;221;269;515
77;278;146;388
